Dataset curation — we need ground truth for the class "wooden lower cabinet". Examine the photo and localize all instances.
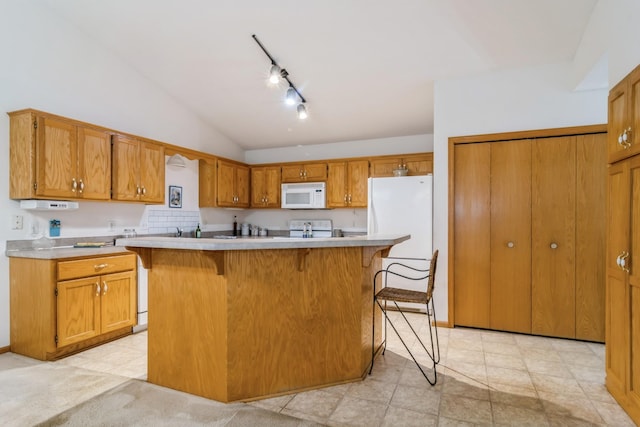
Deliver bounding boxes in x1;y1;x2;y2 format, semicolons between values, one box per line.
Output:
606;155;640;424
453;129;606;341
9;253;137;360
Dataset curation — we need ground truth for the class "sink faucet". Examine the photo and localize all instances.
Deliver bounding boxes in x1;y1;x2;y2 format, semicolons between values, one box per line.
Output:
176;227;183;237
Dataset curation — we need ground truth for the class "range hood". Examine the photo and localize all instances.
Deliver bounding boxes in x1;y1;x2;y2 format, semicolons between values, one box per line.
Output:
20;200;79;210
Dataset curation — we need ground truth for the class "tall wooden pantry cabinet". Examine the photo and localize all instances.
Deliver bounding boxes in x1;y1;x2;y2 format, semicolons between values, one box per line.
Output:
451;126;607;342
605;63;640;425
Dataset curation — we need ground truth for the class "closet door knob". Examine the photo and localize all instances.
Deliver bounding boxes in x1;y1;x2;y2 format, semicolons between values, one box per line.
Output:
507;241;515;248
550;242;558;249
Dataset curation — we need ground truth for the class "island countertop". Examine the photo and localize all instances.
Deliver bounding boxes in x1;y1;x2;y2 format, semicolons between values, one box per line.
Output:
115;233;410;251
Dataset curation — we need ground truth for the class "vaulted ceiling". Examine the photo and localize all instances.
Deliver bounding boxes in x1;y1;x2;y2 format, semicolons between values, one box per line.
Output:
39;0;599;150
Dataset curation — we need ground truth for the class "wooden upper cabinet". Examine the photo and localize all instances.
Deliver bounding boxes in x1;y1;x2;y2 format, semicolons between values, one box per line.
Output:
198;158;217;207
251;166;281;208
217;160;250;208
327;160;369;208
369;153;433;177
281;162;327;182
8;110;111;200
112;135;165;204
608;64;640;163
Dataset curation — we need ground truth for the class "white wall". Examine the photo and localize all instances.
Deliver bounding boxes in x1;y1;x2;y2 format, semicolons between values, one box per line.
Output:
433;61;608;324
245;134;433;164
609;0;640;86
0;2;244;347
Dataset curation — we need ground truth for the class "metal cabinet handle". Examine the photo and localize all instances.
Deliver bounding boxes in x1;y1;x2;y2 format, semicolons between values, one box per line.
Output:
71;178;77;192
96;282;101;297
507;241;515;248
620;251;630;273
136;186;142;195
550;242;558;249
102;281;108;295
94;263;109;271
78;179;84;193
141;186;146;196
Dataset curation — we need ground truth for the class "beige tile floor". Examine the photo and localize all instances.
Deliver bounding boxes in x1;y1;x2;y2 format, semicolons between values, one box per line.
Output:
0;312;636;426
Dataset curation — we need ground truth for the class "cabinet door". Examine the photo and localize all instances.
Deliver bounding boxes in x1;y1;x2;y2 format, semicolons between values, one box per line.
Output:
532;136;576;338
348;160;369;207
369;157;401;177
281;164;304;182
78;127;111;200
490;140;532;333
608;67;640;163
112;135;141;201
628;156;640;409
235;165;250;207
100;270;137;334
303;163;327;181
57;277;101;347
606;161;630;396
327;163;347;207
250;168;266;207
264;166;281;208
453;143;491;328
217;160;237;206
404;154;433;176
575;133;607;341
36;116;78;198
199;159;217;207
140;141;165;203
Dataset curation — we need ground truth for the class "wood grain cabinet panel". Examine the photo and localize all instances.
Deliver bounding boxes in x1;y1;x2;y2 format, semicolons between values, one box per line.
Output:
250;166;281;208
217;160;250;208
281;162;327;182
608;64;640;163
112;135;165;203
10;253;137;361
369;153;433;177
606;154;640;425
8;110;111;200
327;160;368;208
198;158;217;207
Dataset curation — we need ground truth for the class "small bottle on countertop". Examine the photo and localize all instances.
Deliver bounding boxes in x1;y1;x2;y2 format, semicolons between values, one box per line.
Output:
233;216;237;236
195;224;202;238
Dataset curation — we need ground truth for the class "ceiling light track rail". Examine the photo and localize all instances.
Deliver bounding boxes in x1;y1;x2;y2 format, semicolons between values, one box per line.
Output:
251;34;308;118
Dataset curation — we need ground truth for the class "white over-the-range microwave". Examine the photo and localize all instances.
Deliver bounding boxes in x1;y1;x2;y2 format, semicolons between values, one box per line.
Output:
281;182;326;209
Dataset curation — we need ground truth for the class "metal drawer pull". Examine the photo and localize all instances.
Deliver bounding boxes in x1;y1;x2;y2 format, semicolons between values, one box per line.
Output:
94;263;109;270
103;281;108;295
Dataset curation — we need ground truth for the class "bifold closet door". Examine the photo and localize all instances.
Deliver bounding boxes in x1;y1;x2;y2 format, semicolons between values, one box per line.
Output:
531;136;576;338
576;133;607;342
490;140;532;333
454;143;491;328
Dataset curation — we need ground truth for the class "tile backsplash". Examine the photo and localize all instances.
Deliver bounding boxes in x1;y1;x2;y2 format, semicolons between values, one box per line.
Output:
147;209;200;234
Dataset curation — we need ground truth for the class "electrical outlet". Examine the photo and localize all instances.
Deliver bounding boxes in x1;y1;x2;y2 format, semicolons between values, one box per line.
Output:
12;215;23;230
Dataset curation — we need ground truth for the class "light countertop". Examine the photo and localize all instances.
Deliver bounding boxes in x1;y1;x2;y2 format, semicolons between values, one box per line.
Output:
5;246;132;260
115;234;410;251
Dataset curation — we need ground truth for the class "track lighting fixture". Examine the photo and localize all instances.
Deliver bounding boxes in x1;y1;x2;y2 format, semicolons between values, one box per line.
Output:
252;34;308;120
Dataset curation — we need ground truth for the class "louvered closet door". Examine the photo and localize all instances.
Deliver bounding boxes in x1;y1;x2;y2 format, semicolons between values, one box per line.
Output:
453;143;491;328
531;136;576;338
490;140;532;333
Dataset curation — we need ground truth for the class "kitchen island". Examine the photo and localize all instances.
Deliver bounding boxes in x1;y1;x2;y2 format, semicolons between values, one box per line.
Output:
116;234;408;402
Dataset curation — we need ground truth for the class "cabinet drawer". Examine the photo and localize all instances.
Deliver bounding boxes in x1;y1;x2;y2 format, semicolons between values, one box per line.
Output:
58;254;136;281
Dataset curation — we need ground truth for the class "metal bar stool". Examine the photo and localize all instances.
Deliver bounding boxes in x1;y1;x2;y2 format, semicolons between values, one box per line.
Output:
369;250;440;385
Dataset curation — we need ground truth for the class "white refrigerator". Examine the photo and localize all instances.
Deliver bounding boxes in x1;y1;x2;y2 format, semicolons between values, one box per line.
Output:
367;175;433;311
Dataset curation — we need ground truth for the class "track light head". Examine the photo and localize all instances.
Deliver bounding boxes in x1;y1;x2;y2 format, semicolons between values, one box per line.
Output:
297;103;308;120
285;87;297;105
269;64;281;84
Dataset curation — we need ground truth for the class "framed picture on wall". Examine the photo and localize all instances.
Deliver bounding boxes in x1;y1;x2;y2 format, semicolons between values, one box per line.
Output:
169;185;182;208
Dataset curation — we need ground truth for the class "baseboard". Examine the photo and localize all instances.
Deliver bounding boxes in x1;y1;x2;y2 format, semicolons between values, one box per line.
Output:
0;345;10;354
132;324;148;334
